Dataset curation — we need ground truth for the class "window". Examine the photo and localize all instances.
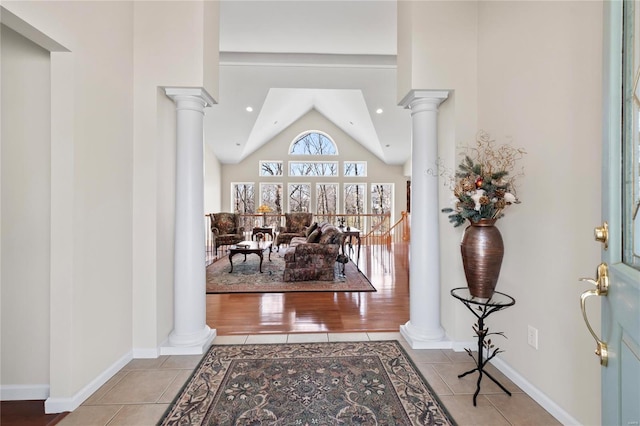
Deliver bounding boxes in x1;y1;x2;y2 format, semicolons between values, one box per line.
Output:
316;183;338;218
288;183;311;212
344;162;367;177
232;183;254;213
259;183;283;214
259;161;283;176
345;184;366;214
289;161;338;176
371;183;393;231
345;183;366;229
290;131;338;155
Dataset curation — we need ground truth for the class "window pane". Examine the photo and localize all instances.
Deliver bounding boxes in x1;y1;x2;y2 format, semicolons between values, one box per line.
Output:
290;132;337;155
259;183;283;215
344;183;366;229
288;183;311;212
316;183;338;219
344;162;367;177
371;183;393;232
232;183;254;213
289;161;338;176
259;161;283;176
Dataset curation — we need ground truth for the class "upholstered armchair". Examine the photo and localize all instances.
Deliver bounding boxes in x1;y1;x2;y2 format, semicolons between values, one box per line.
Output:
208;213;245;254
275;212;313;249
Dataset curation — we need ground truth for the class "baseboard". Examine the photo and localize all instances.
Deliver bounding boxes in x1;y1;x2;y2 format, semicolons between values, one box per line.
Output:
490;356;581;425
44;350;133;414
0;384;50;400
132;347;161;359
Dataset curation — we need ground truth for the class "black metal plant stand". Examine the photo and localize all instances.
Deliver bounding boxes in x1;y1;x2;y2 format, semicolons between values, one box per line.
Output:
450;287;516;406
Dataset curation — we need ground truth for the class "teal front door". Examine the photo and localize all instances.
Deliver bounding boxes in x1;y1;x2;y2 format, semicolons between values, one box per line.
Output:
595;2;640;425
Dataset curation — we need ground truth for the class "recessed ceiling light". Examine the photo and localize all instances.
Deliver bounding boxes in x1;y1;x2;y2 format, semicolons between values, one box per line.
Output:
376;108;383;114
246;106;253;112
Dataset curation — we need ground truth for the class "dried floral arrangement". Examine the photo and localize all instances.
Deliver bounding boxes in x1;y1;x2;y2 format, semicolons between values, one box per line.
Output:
442;131;526;227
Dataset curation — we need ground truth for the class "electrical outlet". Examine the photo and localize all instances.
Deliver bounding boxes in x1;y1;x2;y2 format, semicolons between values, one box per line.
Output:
527;325;539;349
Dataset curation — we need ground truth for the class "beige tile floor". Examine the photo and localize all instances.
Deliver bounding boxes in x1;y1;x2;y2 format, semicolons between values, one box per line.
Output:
59;332;561;425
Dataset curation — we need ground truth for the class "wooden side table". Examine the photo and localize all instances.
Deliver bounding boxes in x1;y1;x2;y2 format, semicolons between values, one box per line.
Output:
450;287;515;406
340;227;361;269
252;227;274;241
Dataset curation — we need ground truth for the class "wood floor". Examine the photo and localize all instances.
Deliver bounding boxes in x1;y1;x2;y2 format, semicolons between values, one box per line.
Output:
1;243;408;425
206;242;410;335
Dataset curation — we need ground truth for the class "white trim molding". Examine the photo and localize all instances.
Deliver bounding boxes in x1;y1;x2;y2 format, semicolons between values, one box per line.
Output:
44;351;132;414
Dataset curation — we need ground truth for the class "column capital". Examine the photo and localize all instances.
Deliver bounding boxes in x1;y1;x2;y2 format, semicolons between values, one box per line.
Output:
399;89;450;110
164;87;217;108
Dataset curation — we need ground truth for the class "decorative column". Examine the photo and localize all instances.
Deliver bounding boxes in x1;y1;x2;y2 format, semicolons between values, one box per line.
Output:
399;90;449;349
162;87;216;355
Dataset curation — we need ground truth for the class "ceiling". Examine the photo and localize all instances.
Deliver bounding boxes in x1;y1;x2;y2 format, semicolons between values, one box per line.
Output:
206;0;411;166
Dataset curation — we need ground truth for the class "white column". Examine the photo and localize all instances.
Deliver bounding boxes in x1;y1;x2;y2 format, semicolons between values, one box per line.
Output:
162;87;216;355
399;90;450;349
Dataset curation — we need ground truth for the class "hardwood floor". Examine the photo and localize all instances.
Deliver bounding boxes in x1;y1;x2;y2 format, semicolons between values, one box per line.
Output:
0;401;67;426
207;242;410;335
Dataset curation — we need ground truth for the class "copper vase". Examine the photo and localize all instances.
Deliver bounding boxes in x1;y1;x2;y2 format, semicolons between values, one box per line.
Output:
460;218;504;299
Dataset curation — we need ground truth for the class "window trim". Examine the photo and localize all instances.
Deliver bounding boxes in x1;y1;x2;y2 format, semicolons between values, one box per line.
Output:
344;161;367;177
231;182;255;213
287;182;311;212
259;160;284;177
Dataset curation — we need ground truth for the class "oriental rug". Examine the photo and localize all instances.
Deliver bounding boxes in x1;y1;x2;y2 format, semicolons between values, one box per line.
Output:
159;341;456;426
206;254;375;294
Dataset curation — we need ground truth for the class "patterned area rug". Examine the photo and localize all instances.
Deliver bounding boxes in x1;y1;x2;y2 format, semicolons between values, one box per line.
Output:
159;341;456;426
206;253;375;294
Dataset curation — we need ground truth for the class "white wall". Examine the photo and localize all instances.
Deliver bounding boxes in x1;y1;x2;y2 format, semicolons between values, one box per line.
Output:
476;2;603;423
400;1;603;423
204;144;222;213
3;0;135;401
219;109;407;222
2;0;218;409
1;24;51;391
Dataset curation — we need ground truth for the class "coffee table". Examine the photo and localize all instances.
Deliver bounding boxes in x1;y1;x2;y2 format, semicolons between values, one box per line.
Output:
228;241;272;273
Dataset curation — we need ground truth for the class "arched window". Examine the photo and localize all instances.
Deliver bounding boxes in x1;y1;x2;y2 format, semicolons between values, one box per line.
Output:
290;131;338;155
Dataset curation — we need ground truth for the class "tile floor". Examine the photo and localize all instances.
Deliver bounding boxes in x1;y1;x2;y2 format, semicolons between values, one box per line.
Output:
58;332;560;425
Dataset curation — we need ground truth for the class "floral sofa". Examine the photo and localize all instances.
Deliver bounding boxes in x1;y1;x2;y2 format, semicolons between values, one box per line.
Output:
283;222;346;282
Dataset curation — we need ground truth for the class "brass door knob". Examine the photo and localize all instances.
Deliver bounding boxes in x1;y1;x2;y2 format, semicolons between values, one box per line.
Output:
578;262;609;366
594;222;608;250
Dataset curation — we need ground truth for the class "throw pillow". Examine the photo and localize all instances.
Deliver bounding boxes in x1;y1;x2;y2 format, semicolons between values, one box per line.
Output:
307;229;322;243
319;227;339;244
305;222;318;237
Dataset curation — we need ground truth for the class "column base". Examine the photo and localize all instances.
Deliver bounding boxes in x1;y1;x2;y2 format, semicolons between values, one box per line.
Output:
161;326;216;355
400;321;451;349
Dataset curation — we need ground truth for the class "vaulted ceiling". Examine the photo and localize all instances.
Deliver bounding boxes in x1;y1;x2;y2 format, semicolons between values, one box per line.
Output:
205;0;411;166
